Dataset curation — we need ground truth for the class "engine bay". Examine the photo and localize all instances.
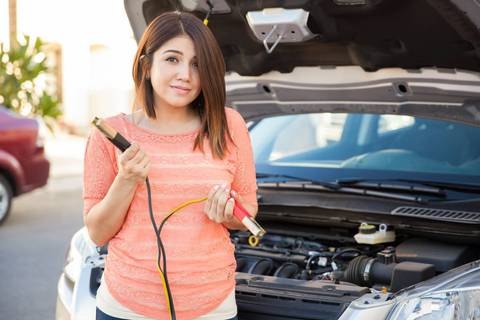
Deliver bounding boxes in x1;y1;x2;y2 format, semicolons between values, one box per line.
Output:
232;223;479;293
231;222;479;319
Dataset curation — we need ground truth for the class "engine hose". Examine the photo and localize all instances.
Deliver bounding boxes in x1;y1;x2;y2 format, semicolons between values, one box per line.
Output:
343;255;372;286
343;255;395;287
237;248;307;264
273;262;299;278
236;257;247;272
248;258;275;275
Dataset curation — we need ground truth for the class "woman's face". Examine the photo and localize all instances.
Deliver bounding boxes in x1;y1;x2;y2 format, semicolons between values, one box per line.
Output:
149;35;202;111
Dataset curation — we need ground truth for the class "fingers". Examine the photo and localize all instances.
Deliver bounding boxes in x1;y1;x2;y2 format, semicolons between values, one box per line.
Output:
204;185;219;217
204;183;234;223
209;184;227;222
119;143;139;164
137;154;150;178
215;185;230;222
230;190;240;201
224;197;235;221
117;143;150;181
130;147;146;168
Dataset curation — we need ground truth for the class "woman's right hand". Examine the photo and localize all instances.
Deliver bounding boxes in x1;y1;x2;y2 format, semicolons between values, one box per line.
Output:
117;143;150;183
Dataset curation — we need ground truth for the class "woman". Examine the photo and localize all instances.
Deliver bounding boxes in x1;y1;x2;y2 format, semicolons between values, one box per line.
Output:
83;11;257;320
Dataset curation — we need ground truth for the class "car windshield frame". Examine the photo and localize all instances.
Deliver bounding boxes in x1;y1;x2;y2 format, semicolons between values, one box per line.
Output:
249;112;480;186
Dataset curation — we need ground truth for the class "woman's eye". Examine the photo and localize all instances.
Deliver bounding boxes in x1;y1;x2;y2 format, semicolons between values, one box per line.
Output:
192;62;199;69
166;57;178;63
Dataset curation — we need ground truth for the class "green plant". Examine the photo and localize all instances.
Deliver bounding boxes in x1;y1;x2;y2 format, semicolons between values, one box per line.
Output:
0;35;62;125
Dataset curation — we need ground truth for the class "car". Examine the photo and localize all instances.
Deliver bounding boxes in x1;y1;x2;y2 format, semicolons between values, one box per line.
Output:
0;105;50;224
56;1;480;319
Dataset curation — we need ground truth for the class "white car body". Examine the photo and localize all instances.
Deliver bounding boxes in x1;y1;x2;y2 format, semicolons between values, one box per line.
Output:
57;1;480;319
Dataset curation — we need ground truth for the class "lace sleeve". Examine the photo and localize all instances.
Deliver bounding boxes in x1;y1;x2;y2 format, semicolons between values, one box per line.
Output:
83;128;117;216
228;108;258;205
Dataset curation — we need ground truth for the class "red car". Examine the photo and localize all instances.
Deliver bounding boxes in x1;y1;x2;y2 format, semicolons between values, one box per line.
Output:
0;106;50;224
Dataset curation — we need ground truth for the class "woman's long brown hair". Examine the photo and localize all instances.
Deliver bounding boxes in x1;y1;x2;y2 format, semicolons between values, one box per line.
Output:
132;11;232;159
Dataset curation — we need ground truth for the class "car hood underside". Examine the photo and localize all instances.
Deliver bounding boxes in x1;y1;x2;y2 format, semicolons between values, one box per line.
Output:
124;0;480;124
126;0;480;76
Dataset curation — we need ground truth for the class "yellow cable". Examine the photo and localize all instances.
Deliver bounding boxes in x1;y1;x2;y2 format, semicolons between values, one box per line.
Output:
164;197;208;221
203;19;209;26
157;264;173;320
156;197;208;320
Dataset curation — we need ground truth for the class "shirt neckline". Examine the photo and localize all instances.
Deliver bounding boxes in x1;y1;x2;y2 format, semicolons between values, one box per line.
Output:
120;113;202;138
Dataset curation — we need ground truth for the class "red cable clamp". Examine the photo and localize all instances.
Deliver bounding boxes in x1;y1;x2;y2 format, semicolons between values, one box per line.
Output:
233;201;266;237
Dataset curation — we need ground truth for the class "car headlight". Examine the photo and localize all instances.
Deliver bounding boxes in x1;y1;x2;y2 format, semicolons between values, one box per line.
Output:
387;261;480;320
388;289;480;319
35;116;49;148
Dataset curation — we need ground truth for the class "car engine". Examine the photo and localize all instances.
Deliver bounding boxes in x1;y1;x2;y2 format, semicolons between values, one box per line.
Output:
232;228;478;292
231;225;479;319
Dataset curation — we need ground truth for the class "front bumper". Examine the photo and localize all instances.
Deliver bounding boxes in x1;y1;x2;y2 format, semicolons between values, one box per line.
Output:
56;274;72;320
57;264;398;320
56;267;97;320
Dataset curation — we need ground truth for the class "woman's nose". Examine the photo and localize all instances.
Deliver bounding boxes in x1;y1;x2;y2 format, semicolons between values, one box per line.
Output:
177;63;192;80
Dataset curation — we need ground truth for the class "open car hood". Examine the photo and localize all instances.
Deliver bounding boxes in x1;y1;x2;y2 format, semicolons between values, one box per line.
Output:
124;0;480;124
124;0;480;75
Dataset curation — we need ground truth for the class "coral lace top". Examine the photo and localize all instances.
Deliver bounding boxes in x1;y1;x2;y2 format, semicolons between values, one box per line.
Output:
83;108;257;319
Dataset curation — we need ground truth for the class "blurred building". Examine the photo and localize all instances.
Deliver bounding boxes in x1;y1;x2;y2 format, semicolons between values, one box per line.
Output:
1;0;138;134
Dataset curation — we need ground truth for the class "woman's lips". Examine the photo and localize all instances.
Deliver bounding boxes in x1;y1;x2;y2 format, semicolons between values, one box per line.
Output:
170;85;191;94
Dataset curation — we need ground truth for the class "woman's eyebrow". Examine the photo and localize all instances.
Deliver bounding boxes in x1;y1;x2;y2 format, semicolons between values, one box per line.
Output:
161;49;197;59
162;49;183;55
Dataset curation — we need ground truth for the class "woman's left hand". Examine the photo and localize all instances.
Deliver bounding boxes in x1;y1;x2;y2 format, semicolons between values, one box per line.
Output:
204;183;238;224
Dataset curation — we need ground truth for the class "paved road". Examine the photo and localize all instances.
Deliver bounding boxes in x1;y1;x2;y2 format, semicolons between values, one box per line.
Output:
0;134;86;320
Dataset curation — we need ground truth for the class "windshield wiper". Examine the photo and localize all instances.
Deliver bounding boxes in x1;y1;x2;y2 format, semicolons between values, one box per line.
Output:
335;178;446;196
404;180;480;194
337;178;480;195
256;173;438;203
256;173;340;190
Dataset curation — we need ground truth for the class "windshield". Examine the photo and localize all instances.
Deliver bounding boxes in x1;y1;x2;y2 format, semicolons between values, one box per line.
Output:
250;113;480;183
